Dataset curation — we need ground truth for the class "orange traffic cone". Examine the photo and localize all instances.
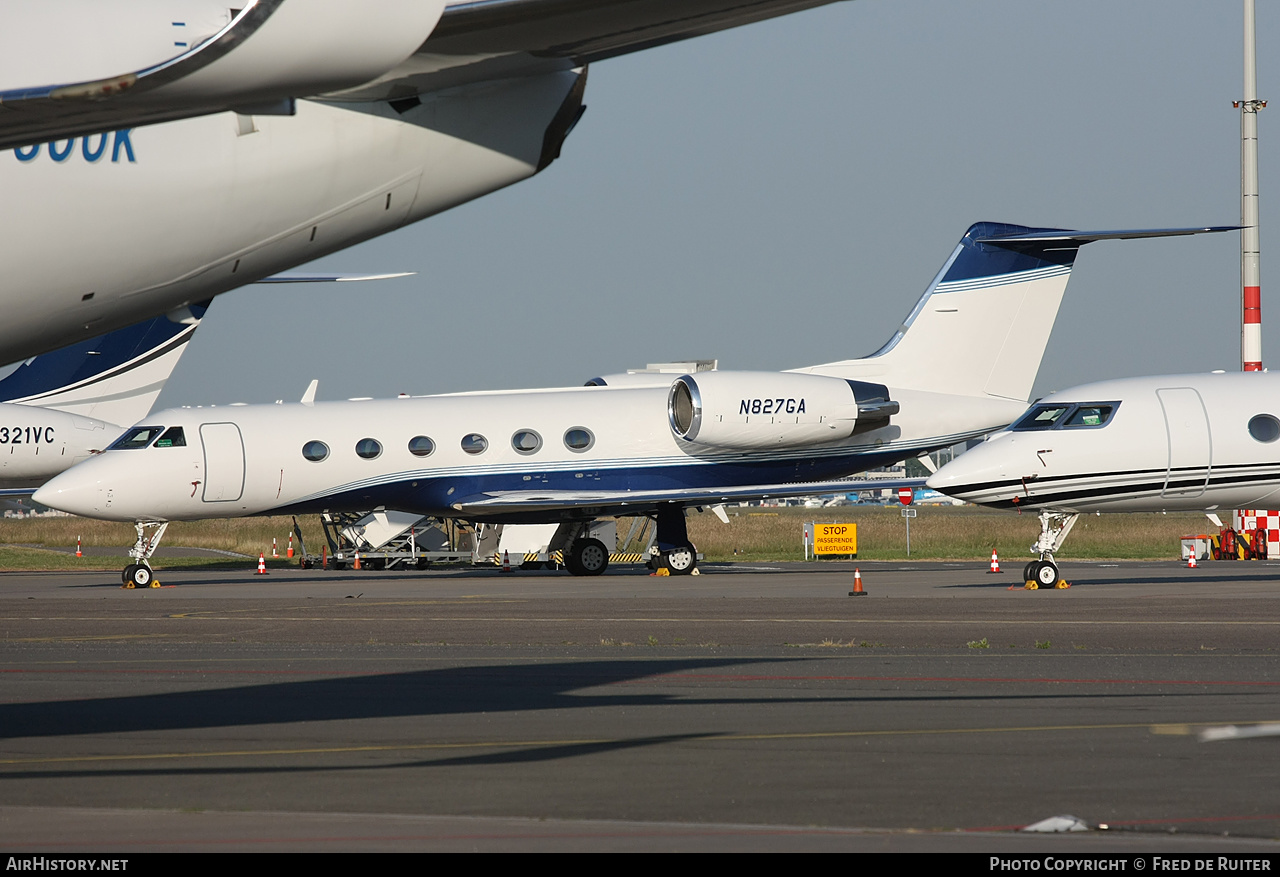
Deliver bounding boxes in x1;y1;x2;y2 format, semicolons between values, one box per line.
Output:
287;532;294;559
353;551;361;571
849;568;867;596
500;550;513;573
272;538;279;558
1188;550;1198;569
255;552;268;575
75;536;82;558
988;549;1002;574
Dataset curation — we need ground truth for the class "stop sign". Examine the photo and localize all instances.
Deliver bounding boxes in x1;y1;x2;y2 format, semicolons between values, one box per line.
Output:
898;487;914;506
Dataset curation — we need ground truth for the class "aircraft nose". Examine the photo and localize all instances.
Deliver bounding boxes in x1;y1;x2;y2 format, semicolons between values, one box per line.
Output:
926;439;1012;503
34;465;110;518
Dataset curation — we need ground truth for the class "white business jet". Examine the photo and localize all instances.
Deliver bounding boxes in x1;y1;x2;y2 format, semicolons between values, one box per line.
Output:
0;0;848;364
35;222;1228;585
926;371;1280;586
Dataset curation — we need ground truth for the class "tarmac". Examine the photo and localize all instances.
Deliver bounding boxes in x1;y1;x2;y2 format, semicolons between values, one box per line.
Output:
1;558;1278;852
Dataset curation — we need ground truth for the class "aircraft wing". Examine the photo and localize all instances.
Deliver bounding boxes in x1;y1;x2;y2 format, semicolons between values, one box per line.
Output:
332;0;849;99
450;476;925;517
0;0;446;151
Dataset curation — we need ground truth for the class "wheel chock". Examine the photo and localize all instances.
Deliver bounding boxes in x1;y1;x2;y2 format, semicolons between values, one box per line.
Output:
121;582;135;590
1055;580;1071;589
1024;581;1039;590
651;567;671;577
149;580;162;588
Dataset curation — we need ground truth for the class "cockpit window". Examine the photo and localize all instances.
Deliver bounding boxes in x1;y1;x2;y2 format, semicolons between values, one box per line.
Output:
1063;405;1116;428
1011;402;1120;432
109;426;165;450
1011;405;1071;431
154;426;186;448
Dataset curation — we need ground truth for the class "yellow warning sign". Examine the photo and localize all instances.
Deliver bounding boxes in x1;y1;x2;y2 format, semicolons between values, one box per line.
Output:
813;523;857;556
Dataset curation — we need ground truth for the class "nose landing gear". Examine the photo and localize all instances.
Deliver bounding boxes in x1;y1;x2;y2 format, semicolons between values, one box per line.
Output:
1023;512;1077;590
120;521;168;589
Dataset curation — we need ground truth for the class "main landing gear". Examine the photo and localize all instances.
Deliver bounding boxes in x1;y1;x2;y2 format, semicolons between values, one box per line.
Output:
646;503;698;576
121;521;168;589
1023;511;1078;590
548;522;611;576
564;537;610;576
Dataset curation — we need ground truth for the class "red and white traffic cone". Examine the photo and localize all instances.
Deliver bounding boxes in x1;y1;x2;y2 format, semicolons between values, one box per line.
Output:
272;538;278;558
353;551;361;570
75;536;82;558
848;568;867;596
988;549;1002;574
287;532;294;559
500;550;512;573
255;552;268;575
1188;550;1198;569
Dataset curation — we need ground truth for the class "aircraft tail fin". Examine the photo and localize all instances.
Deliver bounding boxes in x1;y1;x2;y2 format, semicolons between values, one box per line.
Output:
0;302;208;426
802;222;1232;401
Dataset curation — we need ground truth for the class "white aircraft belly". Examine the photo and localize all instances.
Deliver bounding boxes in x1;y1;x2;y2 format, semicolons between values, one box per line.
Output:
0;71;578;362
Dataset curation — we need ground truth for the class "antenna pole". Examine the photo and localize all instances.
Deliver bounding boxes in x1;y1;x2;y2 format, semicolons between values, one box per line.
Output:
1240;0;1266;371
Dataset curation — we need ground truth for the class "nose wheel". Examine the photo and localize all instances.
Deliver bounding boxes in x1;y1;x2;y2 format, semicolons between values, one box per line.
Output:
1027;560;1060;589
122;563;157;589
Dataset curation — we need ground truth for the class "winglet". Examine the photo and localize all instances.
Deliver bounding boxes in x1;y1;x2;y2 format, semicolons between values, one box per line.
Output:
300;380;318;406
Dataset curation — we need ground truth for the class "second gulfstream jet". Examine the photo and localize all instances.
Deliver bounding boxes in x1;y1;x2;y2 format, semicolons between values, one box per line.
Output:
36;223;1228;583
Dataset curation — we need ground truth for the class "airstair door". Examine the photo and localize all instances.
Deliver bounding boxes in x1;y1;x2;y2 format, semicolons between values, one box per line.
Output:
200;422;245;502
1157;388;1211;499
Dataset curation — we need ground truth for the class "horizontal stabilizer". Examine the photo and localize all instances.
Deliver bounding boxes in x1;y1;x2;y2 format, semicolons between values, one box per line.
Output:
450;478;927;517
978;226;1239;246
257;272;415;283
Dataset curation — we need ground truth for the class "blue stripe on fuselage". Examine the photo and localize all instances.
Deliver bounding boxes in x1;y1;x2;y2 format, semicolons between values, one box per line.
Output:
261;447;929;521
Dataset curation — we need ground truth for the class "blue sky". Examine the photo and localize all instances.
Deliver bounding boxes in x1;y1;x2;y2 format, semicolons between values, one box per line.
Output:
157;0;1278;407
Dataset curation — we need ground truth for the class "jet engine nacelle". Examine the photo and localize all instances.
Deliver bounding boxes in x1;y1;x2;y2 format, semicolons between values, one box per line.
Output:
667;372;897;450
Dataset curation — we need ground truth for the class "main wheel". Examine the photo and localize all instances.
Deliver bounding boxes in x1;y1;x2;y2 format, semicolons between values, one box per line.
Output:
663;544;696;576
1034;560;1059;588
565;538;609;576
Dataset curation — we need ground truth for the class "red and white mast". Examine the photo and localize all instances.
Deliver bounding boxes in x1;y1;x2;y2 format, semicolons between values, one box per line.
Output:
1238;0;1266;371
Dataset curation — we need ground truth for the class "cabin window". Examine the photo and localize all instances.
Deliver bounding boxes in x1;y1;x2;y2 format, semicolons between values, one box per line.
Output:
154;426;187;448
1249;414;1280;443
563;427;595;452
109;426;165;450
1062;404;1117;429
302;440;329;462
408;436;435;457
461;433;488;455
512;430;542;455
355;438;382;460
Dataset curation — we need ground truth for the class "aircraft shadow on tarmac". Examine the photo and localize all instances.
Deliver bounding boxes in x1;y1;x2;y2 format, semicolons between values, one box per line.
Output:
0;658;1242;747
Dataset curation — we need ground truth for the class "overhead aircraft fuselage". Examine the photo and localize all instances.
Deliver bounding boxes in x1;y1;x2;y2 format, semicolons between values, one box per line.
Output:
0;0;851;365
1;75;582;362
